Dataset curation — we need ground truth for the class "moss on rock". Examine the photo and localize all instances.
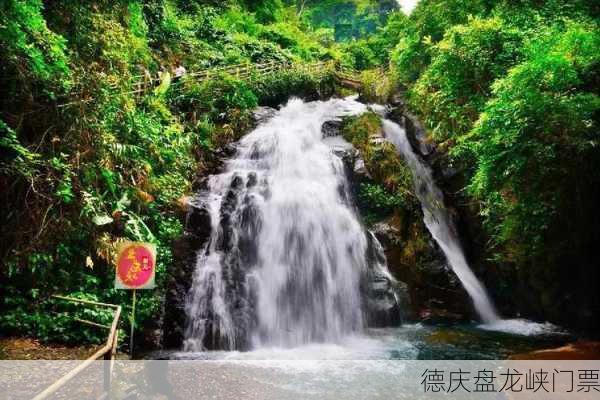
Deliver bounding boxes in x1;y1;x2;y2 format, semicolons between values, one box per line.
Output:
342;110;470;320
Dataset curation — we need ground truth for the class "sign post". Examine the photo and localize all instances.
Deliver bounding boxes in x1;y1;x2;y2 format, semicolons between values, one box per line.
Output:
129;289;136;360
115;242;156;359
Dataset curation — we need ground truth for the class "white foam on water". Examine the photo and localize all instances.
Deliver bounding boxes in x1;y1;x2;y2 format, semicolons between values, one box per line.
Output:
479;318;564;336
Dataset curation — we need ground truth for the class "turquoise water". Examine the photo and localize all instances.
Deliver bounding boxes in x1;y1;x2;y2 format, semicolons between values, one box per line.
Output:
161;321;569;361
374;323;569;360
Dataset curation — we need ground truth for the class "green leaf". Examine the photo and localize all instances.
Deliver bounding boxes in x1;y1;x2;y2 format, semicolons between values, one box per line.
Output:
92;215;114;226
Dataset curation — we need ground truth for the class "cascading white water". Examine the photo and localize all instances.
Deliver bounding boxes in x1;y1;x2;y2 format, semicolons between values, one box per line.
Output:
184;97;403;351
382;119;500;323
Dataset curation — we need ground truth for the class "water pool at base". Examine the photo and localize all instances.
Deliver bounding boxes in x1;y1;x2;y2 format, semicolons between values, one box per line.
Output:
162;320;568;361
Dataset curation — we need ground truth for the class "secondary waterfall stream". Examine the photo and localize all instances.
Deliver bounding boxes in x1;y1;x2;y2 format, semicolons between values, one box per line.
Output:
382;119;500;323
183;97;401;351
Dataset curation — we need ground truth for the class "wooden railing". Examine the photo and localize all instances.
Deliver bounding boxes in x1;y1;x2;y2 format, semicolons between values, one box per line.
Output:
334;65;362;83
58;60;338;107
32;295;122;400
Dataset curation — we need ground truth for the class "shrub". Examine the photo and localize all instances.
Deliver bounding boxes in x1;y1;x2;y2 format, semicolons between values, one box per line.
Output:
359;69;396;103
0;0;70;95
408;17;523;141
459;21;600;259
340;39;377;70
250;66;335;106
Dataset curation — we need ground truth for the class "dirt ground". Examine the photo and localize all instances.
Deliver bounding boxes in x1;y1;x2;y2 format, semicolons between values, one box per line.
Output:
510;340;600;360
0;337;102;360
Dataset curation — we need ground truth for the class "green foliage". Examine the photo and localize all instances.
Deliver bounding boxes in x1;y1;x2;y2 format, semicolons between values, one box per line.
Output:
243;0;285;23
250;65;335;106
409;17;523;140
459;21;600;256
342;111;381;146
301;0;399;42
0;0;340;346
359;69;395;103
340;39;377;69
358;182;404;219
343;112;416;217
0;0;70;94
366;10;409;65
383;0;600;324
259;22;330;60
390;0;490;84
171;73;257;129
0;120;40;178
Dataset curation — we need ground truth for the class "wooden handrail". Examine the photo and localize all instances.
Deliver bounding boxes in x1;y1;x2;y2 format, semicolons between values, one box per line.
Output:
31;295;122;400
58;60;336;107
51;294;120;309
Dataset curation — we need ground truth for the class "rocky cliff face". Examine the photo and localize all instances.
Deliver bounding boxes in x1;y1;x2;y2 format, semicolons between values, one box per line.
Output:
161;108;278;349
330;110;474;323
161;192;214;348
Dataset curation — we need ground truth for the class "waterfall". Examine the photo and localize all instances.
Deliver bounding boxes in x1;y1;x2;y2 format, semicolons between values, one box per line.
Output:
183;97;401;351
382;119;500;323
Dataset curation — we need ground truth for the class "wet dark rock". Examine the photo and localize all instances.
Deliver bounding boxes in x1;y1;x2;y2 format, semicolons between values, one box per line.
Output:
321;120;343;137
252;106;277;125
331;147;358;164
372;221;401;249
363;232;404;327
365;274;403;327
186;203;212;242
141;328;163;350
218;185;241;252
332;145;373;197
191;175;210;192
353;157;371;180
386;103;434;158
364;267;411;327
419;303;468;324
404;112;434;158
246;172;257;188
363;212;471;322
389;93;405;108
441;164;458;180
161;235;200;349
214;143;237;159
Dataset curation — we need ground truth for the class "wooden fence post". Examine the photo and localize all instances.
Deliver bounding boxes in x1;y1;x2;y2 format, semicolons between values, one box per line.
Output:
103;350;112;398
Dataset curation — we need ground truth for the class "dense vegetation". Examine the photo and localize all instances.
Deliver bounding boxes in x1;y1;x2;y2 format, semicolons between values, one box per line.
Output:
383;0;600;330
0;0;393;344
1;0;598;347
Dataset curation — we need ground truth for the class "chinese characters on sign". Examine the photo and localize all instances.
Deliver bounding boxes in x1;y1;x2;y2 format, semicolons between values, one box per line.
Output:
115;242;156;289
422;368;600;394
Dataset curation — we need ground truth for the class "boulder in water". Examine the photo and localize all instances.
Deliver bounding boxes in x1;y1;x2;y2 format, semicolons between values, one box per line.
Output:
252;106;277;125
161;234;201;349
321;120;343;137
364;231;405;327
353;157;371;180
372;221;402;249
186;203;212;245
419;305;468;325
213;142;237;160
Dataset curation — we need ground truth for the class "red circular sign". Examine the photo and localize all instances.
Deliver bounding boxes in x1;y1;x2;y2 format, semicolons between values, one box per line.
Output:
116;243;155;288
